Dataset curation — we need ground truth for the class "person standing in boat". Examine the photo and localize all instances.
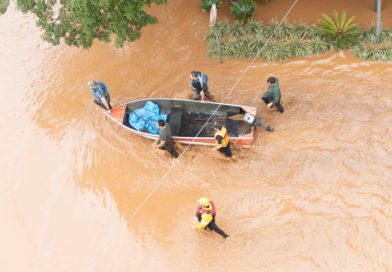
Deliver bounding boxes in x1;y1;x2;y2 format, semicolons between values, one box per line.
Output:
156;119;179;159
261;77;284;113
87;80;112;113
213;123;235;160
193;197;229;239
189;71;214;101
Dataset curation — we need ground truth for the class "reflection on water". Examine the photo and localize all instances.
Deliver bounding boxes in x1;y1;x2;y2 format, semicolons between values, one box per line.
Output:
1;0;392;271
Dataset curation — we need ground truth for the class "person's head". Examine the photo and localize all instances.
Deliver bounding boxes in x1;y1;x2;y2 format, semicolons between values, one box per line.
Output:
213;123;222;131
197;197;210;207
87;80;98;89
267;77;276;85
190;71;199;79
157;119;166;127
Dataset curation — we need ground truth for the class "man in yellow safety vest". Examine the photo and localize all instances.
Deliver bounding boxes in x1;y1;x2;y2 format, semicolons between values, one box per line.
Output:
213;123;235;160
194;197;229;239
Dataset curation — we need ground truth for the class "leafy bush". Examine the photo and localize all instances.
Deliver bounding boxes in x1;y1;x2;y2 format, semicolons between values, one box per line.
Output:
201;0;222;12
317;10;360;49
352;43;392;61
231;0;256;23
206;20;392;62
0;0;9;15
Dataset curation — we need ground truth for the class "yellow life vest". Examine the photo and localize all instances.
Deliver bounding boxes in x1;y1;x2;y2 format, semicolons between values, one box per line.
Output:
214;127;230;148
197;212;213;230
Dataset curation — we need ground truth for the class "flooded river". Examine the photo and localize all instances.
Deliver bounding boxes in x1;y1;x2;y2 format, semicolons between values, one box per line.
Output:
1;1;391;271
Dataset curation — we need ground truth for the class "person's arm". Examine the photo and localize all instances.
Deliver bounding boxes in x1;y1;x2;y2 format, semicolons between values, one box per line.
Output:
214;135;223;150
199;76;207;101
156;139;166;148
189;80;196;91
100;97;111;112
272;85;280;105
200;90;206;101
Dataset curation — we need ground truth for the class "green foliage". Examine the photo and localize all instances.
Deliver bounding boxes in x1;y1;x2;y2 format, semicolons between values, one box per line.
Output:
201;0;222;12
0;0;9;15
352;27;392;61
206;19;392;62
352;43;392;61
230;0;256;23
317;10;360;49
13;0;166;48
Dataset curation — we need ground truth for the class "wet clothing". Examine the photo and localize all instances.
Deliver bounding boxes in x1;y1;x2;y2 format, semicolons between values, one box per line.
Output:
195;201;216;217
215;127;233;158
190;72;213;100
158;124;179;158
206;217;229;239
94;99;112;110
217;142;233;158
196;211;229;239
261;77;284;113
214;127;230;148
92;81;112;110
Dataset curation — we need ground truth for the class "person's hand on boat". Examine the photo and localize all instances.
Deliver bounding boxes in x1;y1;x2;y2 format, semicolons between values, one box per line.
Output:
201;99;205;103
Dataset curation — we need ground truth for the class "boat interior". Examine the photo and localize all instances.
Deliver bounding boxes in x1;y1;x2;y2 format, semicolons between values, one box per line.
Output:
122;99;253;137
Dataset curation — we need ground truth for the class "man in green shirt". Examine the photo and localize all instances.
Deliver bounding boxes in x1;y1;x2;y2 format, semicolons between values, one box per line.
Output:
155;120;179;159
261;77;284;113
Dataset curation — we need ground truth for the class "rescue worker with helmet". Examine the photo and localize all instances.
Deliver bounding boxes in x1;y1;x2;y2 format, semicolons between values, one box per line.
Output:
213;123;235;160
194;197;229;239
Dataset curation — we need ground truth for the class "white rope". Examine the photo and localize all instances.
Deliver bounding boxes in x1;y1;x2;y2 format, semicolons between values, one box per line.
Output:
125;0;299;223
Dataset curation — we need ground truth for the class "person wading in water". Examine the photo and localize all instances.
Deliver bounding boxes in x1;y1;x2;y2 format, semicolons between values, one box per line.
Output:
155;119;179;159
194;197;229;239
213;123;235;160
189;71;214;102
261;77;284;113
87;80;112;113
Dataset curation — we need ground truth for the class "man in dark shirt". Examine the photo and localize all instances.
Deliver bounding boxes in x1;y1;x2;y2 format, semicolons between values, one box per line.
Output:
189;71;214;101
156;120;179;159
87;80;112;113
261;77;284;113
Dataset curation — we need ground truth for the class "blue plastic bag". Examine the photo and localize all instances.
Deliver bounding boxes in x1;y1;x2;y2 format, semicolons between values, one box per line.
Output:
128;101;167;134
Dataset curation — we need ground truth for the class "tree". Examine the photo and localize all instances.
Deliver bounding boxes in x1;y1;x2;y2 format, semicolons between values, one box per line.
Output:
3;0;166;48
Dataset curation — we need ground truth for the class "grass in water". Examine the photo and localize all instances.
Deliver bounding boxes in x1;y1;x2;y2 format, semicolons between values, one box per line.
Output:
206;20;392;62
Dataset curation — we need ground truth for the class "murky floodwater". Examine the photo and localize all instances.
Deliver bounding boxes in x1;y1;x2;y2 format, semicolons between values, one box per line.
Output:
1;0;391;271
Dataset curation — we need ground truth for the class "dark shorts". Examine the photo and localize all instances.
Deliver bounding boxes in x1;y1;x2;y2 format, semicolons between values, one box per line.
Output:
158;142;179;158
94;99;112;110
218;142;233;158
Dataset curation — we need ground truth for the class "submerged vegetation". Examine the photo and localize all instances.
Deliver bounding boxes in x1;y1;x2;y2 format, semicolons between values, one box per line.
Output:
206;20;392;62
352;28;392;61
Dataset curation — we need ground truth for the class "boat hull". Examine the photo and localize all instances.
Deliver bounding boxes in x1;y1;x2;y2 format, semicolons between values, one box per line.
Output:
106;98;255;148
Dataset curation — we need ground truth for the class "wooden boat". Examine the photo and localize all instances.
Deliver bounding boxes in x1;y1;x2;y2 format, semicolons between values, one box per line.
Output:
106;98;256;147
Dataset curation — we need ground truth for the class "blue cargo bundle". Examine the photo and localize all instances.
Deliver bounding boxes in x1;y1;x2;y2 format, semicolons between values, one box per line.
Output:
128;101;167;134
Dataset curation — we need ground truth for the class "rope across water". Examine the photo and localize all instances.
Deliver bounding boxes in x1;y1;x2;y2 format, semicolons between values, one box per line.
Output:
126;0;300;223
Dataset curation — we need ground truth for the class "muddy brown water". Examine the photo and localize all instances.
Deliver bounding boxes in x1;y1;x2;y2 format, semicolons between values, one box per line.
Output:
1;1;392;271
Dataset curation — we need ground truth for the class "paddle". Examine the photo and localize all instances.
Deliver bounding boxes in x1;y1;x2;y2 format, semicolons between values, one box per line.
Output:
228;114;274;132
